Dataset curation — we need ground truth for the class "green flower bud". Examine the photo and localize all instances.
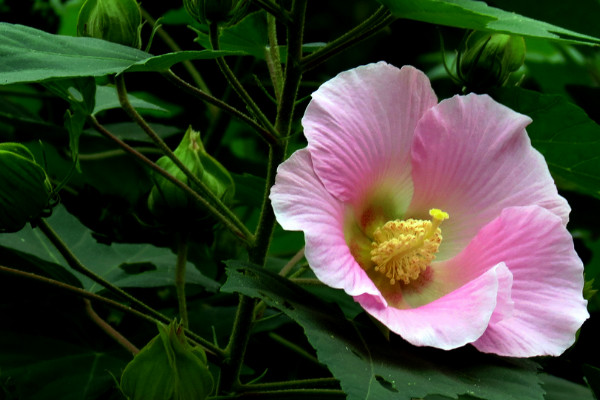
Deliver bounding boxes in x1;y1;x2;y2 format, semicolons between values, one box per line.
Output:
148;126;234;222
77;0;142;48
457;31;526;91
183;0;250;26
121;321;214;400
0;143;52;233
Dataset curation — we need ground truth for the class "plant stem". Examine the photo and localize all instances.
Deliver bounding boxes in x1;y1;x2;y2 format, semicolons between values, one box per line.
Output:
301;6;395;72
140;7;218;118
221;0;308;392
88;115;253;244
240;377;339;392
290;278;325;286
84;299;140;355
252;0;292;25
175;232;190;328
266;12;284;102
36;218;166;322
77;147;162;161
268;332;320;365
208;22;279;139
115;73;243;224
279;246;305;277
0;264;224;358
37;217;224;356
162;70;279;145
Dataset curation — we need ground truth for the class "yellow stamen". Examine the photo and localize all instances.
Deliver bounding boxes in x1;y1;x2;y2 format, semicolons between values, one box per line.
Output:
370;208;449;285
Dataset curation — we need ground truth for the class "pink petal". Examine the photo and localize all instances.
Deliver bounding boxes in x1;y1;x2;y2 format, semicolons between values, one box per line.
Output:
270;149;380;297
461;206;588;357
355;263;510;350
303;62;437;211
408;94;570;259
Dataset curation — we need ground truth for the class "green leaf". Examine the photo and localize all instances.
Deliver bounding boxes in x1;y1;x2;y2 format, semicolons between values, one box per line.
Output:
0;205;220;292
379;0;600;46
524;38;593;96
194;11;268;59
0;332;127;400
0;23;242;85
44;77;97;165
491;87;600;199
222;261;543;400
93;85;169;115
583;364;600;400
540;373;596;400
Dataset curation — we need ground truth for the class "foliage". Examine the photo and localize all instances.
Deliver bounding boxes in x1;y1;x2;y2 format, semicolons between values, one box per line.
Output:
0;0;599;399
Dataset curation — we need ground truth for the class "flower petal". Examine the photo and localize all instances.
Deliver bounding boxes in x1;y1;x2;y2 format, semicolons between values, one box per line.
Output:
355;263;510;350
408;94;570;259
303;62;437;211
270;149;380;297
458;206;588;357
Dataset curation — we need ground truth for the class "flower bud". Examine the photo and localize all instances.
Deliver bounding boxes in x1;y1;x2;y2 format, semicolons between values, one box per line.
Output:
148;126;234;222
0;143;52;233
77;0;142;48
183;0;250;26
457;31;526;91
120;321;214;400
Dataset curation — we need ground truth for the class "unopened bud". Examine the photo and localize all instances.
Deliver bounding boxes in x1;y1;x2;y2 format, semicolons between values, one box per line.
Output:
457;31;526;91
0;143;52;232
120;321;213;400
148;126;234;222
77;0;142;48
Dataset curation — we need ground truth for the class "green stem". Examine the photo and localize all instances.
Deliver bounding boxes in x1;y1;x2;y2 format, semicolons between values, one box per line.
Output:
252;0;292;24
0;264;158;325
140;7;218;118
240;378;339;392
162;70;279;145
88;115;253;244
77;147;162;161
115;74;237;214
290;278;325;286
0;264;224;358
266;12;284;102
221;0;308;392
36;218;167;323
208;23;279;139
279;246;305;277
175;233;190;328
84;299;140;355
300;6;394;72
268;332;320;365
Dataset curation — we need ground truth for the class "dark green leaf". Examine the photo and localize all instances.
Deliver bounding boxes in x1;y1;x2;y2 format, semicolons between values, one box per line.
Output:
44;77;97;164
524;39;593;96
583;364;600;400
491;87;600;199
222;261;543;400
0;205;220;292
125;50;245;73
490;0;600;39
0;23;242;85
93;85;170;115
379;0;600;46
540;373;596;400
194;11;268;59
0;332;127;400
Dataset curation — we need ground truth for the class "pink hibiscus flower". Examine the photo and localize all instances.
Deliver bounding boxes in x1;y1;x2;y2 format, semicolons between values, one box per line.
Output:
270;62;589;357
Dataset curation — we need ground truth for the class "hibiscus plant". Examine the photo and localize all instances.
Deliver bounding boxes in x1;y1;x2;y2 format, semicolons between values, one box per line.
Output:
1;0;599;399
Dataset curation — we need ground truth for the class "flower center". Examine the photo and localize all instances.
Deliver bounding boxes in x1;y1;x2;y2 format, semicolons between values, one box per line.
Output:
370;209;449;285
